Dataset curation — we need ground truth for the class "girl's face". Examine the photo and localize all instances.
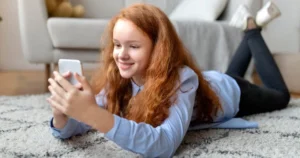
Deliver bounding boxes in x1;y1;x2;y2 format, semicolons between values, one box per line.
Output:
113;19;153;86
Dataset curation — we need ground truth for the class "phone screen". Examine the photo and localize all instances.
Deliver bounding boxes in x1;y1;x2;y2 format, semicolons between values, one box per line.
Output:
58;59;83;85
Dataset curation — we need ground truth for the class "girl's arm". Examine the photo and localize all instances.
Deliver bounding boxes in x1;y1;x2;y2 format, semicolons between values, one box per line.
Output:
102;67;198;157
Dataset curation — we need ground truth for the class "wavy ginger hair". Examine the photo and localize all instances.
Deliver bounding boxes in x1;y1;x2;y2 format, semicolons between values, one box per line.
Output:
91;4;221;127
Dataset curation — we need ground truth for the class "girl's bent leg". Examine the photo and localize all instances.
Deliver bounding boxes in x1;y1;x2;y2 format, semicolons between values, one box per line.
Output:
233;28;290;117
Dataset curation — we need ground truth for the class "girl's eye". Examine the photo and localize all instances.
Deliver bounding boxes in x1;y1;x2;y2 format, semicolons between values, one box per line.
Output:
114;43;121;48
130;45;140;49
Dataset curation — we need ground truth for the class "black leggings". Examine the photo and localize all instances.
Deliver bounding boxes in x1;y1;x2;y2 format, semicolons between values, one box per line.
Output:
226;28;290;117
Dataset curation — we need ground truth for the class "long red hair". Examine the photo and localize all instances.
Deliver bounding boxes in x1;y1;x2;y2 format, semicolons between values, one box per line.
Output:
91;4;221;127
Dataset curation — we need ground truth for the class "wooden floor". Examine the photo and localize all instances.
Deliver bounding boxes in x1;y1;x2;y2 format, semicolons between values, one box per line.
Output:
0;70;94;96
0;70;300;98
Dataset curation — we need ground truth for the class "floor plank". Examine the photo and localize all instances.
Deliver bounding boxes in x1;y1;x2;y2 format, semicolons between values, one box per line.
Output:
0;71;45;95
0;70;94;96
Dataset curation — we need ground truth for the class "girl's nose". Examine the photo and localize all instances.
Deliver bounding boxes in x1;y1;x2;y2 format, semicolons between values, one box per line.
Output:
118;48;130;60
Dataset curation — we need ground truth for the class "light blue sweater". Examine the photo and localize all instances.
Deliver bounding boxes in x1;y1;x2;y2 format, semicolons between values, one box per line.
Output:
50;66;258;157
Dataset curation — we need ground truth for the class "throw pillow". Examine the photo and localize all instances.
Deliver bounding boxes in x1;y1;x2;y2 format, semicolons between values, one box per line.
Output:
169;0;228;21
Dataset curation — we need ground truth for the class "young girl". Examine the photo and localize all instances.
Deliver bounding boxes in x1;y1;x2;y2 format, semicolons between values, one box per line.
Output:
47;2;290;157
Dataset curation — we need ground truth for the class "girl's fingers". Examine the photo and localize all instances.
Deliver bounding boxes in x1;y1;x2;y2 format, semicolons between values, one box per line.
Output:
74;82;83;90
48;86;67;106
47;97;64;115
47;97;65;114
53;71;75;92
48;78;67;96
74;73;92;91
62;71;72;78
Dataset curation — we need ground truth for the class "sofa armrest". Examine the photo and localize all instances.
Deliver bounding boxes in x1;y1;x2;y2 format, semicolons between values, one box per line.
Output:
18;0;53;63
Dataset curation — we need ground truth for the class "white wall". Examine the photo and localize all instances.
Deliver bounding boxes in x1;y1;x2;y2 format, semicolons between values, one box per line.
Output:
0;0;43;70
262;0;300;54
0;0;299;70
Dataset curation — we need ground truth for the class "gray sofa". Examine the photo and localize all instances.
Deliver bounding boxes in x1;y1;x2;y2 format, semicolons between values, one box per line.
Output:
18;0;262;84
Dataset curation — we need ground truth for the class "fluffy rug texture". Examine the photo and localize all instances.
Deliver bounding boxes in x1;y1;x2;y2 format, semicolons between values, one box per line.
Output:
0;94;300;158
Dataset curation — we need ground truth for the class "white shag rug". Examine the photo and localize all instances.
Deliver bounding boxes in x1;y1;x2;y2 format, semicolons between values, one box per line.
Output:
1;94;300;158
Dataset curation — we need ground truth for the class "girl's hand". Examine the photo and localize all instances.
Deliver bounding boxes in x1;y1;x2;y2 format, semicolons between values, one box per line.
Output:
47;71;82;117
47;71;98;123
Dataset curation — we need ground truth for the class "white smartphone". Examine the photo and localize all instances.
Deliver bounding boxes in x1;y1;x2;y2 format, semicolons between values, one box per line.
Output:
58;59;83;85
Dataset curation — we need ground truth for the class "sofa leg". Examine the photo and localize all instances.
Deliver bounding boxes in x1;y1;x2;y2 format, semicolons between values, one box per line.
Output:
45;64;51;92
54;63;58;71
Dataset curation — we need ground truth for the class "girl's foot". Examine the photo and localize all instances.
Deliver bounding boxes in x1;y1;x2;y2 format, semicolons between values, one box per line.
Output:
229;5;253;31
256;1;281;27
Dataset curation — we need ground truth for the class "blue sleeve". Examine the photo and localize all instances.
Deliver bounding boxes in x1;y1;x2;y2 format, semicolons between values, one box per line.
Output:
49;90;106;139
104;67;199;157
50;117;91;139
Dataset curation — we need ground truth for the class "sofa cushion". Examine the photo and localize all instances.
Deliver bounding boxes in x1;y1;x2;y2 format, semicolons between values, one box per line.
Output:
169;0;228;21
47;18;109;49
